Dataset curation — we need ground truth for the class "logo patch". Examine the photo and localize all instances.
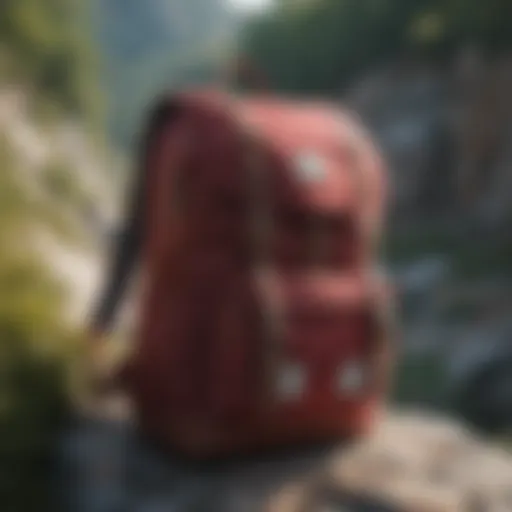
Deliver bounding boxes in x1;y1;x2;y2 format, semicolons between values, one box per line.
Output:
294;151;326;183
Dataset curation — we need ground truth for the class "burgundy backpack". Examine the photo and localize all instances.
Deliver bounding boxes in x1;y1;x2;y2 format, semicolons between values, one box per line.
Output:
122;89;395;458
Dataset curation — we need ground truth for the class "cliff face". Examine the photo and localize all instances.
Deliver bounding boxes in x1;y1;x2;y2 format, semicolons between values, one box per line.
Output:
346;51;512;227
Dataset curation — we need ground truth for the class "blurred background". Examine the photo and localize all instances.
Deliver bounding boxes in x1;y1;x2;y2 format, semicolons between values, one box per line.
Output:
1;0;512;510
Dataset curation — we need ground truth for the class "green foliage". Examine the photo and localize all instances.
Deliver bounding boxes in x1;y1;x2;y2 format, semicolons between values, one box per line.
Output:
0;138;78;511
386;225;512;279
392;352;449;409
0;254;72;512
0;135;88;247
39;161;99;247
241;0;512;95
0;137;30;235
42;161;92;211
43;162;77;200
0;2;105;508
0;0;103;125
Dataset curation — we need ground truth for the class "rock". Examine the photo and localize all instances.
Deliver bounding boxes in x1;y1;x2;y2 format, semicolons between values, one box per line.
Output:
59;410;512;512
313;412;512;511
396;257;451;296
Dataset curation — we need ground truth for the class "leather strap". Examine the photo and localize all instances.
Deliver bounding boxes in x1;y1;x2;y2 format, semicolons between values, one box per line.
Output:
366;270;396;394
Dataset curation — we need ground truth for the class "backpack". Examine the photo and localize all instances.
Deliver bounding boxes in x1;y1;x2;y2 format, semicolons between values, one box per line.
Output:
123;89;395;458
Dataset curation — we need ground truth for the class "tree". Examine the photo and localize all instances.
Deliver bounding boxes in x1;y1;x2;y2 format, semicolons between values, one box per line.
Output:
241;0;512;95
0;0;101;121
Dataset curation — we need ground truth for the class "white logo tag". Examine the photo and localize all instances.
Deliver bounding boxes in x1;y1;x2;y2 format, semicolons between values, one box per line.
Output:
294;151;326;183
337;361;365;394
277;362;306;401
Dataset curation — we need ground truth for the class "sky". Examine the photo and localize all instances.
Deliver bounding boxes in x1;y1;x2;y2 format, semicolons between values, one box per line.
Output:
227;0;273;12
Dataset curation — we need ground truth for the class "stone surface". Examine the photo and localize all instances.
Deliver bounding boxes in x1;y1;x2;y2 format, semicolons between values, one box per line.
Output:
58;410;512;512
